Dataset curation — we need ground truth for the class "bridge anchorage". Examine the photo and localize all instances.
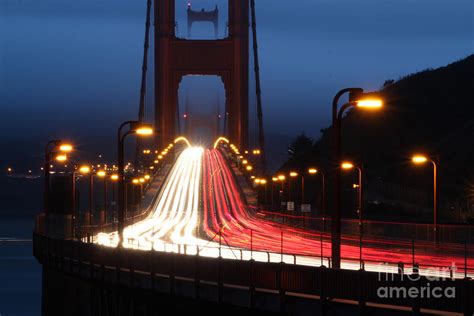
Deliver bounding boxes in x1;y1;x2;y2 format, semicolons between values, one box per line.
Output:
33;1;473;316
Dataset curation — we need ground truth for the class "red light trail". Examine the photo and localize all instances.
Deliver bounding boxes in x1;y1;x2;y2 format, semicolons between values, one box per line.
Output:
203;148;472;277
96;147;472;278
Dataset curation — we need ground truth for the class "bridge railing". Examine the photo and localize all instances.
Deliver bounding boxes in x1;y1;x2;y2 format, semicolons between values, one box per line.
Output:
257;211;474;244
33;232;474;314
66;223;474;280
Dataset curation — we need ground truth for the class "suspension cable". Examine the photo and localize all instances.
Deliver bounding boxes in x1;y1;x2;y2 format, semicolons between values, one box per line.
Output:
250;0;265;169
135;0;153;167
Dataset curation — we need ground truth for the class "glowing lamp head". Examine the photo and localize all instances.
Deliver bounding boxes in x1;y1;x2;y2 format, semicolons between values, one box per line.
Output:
254;178;261;184
59;144;73;152
79;166;91;174
277;175;286;181
132;122;153;136
110;174;119;181
308;168;318;174
246;165;253;171
412;155;428;164
144;174;151;180
356;99;383;109
96;170;106;178
55;154;67;162
242;160;248;165
289;172;298;177
272;177;278;182
132;178;139;184
7;167;12;172
341;162;354;170
260;179;267;185
139;178;145;183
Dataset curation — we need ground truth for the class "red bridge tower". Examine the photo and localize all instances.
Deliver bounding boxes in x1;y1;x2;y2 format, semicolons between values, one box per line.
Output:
154;0;249;148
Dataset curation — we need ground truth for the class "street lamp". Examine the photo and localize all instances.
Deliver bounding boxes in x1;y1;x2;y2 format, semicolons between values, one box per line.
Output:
254;178;268;207
260;179;268;206
341;162;363;225
117;121;153;246
109;174;119;222
271;177;278;210
55;154;68;162
43;140;73;214
412;154;439;244
289;171;298;202
277;174;286;191
78;165;94;228
276;175;286;212
96;170;108;224
308;167;326;217
332;88;383;268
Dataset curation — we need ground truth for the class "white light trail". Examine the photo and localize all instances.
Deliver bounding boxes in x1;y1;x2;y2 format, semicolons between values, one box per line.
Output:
97;147;206;249
95;147;472;280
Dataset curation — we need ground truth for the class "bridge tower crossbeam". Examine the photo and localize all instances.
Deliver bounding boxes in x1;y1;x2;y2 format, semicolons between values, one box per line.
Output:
155;0;249;149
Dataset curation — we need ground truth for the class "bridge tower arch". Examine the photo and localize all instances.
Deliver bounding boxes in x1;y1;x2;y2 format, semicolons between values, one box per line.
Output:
154;0;249;149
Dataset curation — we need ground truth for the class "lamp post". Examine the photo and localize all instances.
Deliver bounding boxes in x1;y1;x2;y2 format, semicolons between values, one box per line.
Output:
308;168;326;218
117;121;153;247
289;171;298;203
332;88;383;268
276;175;286;211
412;155;439;244
287;171;298;219
261;179;268;206
254;178;262;207
132;178;145;213
254;178;268;208
77;165;92;241
341;162;363;224
271;177;278;211
97;170;107;225
43;141;73;214
110;174;119;223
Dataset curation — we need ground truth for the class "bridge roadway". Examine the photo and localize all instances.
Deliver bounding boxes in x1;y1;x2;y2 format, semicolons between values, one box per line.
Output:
34;146;474;315
92;146;472;280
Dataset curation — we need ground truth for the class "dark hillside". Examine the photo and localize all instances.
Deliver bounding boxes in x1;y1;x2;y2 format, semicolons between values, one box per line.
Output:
280;55;474;223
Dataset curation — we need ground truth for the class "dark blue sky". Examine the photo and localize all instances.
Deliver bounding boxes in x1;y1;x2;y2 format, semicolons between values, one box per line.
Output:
0;0;473;170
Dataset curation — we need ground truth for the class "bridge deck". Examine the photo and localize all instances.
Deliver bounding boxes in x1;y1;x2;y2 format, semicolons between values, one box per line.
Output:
34;233;473;315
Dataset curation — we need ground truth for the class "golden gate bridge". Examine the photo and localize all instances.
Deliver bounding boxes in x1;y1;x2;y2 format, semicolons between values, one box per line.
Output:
33;1;473;315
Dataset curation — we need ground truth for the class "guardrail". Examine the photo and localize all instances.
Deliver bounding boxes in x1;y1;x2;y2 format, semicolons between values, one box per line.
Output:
34;233;473;315
258;211;474;245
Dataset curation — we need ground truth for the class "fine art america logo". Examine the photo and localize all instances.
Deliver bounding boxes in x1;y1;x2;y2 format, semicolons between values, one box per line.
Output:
376;263;457;299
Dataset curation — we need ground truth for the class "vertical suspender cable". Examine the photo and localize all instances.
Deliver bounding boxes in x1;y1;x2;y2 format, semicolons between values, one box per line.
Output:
135;0;153;167
250;0;265;169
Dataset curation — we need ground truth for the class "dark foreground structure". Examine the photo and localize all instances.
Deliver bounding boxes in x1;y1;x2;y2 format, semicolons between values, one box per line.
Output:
34;232;473;316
